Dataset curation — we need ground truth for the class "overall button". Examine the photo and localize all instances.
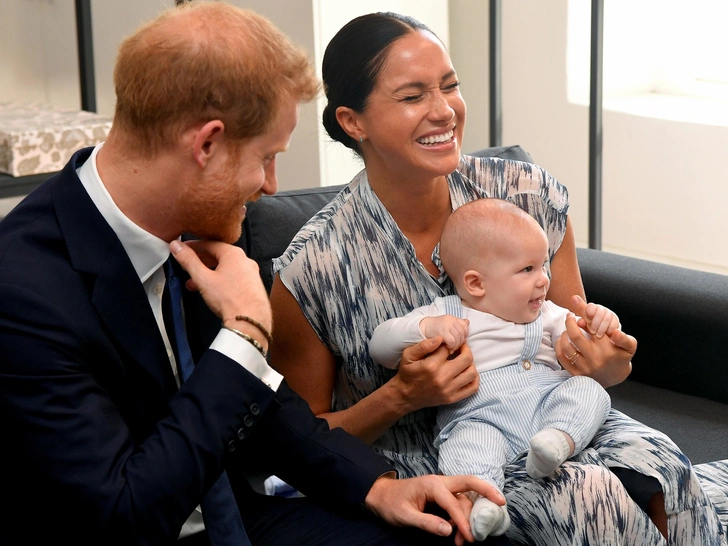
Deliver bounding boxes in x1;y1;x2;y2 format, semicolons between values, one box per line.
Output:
522;360;532;370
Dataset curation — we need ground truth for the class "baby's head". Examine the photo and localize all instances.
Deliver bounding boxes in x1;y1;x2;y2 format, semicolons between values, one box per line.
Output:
440;199;551;324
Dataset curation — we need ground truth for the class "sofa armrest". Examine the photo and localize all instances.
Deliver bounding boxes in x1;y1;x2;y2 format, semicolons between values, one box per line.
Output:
577;248;728;404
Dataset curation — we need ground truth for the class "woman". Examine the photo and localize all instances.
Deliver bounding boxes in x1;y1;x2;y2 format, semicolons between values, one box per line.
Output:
269;12;726;545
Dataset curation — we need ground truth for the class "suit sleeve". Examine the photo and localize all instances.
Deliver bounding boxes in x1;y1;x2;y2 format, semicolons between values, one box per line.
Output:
238;381;395;505
0;283;277;545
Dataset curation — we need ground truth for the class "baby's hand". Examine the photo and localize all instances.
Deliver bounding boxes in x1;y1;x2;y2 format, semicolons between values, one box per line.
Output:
420;315;469;353
572;296;621;338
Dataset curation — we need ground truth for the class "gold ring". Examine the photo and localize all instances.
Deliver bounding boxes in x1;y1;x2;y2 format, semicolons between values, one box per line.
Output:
566;350;580;361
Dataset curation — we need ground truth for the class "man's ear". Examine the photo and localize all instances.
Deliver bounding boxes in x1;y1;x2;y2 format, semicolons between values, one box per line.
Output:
335;106;366;142
462;270;486;298
191;120;225;168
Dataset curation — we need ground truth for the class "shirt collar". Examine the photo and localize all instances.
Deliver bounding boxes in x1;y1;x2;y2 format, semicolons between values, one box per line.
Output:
77;144;170;283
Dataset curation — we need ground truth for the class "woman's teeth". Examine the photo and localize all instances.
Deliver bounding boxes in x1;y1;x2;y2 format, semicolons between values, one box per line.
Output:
417;129;454;145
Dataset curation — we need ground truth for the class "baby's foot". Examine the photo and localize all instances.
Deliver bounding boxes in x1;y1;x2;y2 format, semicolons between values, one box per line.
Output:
526;428;572;478
470;496;510;541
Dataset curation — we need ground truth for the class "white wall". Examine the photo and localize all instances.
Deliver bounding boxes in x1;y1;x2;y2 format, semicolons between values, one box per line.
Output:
448;1;491;154
1;1;80;110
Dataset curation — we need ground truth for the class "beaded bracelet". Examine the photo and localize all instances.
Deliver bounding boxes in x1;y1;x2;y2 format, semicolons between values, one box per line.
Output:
223;315;273;345
222;325;268;359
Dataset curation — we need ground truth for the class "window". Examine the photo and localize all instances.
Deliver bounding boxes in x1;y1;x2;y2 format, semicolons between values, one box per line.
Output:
567;0;728;123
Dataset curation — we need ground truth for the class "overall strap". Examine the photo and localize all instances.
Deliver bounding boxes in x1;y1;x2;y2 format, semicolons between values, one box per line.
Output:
442;294;465;319
518;313;543;370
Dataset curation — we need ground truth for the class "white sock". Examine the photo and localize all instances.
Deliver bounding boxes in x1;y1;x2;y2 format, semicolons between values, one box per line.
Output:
526;428;572;479
470;496;510;541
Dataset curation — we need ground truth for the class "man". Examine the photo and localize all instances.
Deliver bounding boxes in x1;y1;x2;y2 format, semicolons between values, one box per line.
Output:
0;2;503;545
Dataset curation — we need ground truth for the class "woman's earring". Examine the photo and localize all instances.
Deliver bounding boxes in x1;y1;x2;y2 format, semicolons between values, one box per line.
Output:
359;136;364;143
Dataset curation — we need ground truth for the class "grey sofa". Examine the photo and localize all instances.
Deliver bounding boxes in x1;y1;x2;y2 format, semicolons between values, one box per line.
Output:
240;145;728;469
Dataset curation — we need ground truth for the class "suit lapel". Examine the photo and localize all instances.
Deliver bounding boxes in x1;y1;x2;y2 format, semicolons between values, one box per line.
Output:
53;149;178;399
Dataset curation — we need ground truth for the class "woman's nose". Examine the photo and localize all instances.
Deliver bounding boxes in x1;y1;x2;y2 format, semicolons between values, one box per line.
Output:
429;92;455;121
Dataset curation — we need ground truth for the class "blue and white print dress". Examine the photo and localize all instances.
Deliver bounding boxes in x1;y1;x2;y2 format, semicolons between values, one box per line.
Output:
274;155;727;545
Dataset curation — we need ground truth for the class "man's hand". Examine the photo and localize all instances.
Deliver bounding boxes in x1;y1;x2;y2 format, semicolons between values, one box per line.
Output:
169;239;272;333
364;474;505;543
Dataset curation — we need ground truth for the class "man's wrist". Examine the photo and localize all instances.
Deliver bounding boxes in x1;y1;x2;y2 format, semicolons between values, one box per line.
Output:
364;471;397;513
220;321;269;354
222;315;273;344
222;325;268;358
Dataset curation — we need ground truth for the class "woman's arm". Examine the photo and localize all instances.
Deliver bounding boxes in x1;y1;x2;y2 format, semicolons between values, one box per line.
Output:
548;217;635;387
268;276;478;444
546;217;586;306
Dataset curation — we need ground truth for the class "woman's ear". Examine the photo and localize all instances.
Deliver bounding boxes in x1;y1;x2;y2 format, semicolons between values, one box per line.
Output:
335;106;365;142
463;270;486;298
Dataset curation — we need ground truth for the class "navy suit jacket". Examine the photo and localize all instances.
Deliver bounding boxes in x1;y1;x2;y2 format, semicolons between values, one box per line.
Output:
0;148;392;545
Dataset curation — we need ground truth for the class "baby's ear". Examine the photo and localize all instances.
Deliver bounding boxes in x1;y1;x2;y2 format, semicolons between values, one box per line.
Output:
462;270;485;297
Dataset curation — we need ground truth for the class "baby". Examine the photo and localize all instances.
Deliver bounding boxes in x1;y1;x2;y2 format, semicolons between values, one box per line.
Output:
369;198;619;541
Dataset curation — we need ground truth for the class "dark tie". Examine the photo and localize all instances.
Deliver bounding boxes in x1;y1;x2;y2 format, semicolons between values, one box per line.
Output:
163;257;251;546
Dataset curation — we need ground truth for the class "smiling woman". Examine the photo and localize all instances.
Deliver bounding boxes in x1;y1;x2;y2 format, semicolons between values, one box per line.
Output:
267;10;726;546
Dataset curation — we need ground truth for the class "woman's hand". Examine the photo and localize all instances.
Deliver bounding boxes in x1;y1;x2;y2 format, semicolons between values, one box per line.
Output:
557;295;637;387
392;337;479;413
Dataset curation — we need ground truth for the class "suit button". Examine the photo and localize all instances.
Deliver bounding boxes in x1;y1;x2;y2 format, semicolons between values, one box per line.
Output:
244;415;254;427
227;440;236;452
250;403;260;416
237;428;245;440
